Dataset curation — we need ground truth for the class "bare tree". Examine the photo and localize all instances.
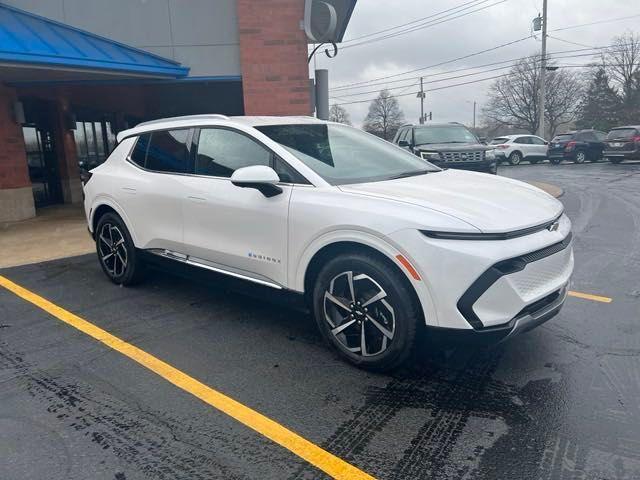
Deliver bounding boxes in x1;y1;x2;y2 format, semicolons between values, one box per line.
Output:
363;89;405;140
603;33;640;123
329;104;352;125
483;54;583;138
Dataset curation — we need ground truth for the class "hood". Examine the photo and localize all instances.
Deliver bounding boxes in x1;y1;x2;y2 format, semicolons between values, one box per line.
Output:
339;170;563;233
414;143;490;152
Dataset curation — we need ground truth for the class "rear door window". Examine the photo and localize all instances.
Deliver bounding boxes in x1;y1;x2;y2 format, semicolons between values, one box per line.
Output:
145;129;191;173
606;129;635;140
514;137;531;144
130;134;150;167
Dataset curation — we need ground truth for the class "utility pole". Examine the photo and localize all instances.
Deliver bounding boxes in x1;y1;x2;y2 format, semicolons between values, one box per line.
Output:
473;101;476;129
538;0;548;138
417;77;426;124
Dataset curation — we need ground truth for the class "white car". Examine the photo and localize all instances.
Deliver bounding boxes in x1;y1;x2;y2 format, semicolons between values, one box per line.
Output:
490;134;549;165
83;115;573;370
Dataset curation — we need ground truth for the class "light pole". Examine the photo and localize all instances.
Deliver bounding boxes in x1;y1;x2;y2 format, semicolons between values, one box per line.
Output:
417;77;426;124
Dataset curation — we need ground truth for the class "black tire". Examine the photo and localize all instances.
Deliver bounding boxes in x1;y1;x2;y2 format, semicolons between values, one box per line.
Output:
608;157;623;164
574;150;587;164
508;151;522;165
530;159;540;164
95;212;145;285
312;251;420;371
550;158;562;165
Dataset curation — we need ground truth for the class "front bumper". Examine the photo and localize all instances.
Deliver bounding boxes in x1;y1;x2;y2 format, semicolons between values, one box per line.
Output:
389;214;573;333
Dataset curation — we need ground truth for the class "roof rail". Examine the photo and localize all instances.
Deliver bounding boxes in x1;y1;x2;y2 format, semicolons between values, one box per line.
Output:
137;114;230;127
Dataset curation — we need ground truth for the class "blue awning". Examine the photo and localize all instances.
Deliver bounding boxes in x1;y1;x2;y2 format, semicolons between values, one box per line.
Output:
0;4;189;78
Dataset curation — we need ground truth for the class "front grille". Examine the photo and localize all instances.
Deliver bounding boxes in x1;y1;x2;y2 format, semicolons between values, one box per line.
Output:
439;150;485;162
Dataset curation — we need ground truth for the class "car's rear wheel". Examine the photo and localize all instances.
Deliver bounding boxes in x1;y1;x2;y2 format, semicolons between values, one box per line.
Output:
96;212;145;285
530;159;540;164
508;151;522;165
574;151;587;163
550;158;562;165
312;252;420;371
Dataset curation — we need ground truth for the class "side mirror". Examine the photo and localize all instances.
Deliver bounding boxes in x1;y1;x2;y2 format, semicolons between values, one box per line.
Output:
230;165;283;197
398;140;410;147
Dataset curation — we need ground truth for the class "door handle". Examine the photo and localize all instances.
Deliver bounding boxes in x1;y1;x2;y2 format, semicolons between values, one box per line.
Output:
187;195;206;203
122;187;137;194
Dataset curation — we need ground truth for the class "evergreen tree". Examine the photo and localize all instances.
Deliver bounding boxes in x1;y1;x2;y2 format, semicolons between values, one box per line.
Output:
576;67;621;131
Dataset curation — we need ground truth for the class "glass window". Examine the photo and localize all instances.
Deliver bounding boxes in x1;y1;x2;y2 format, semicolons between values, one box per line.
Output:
195;128;272;178
606;128;638;140
530;136;546;145
514;137;531;144
130;134;150;167
490;137;509;145
146;129;190;173
594;131;606;141
256;123;440;186
580;132;597;142
552;134;574;142
412;125;477;146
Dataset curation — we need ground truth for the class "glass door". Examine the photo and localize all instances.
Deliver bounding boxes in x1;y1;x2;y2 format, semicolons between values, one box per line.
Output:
23;126;63;207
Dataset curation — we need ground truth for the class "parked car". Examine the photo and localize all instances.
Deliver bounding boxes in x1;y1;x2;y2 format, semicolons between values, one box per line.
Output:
393;123;497;174
603;125;640;164
84;114;573;370
547;129;606;164
489;135;548;165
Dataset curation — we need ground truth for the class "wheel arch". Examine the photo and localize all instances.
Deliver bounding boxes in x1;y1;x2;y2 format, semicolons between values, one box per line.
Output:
90;198;139;246
509;150;523;159
295;231;438;326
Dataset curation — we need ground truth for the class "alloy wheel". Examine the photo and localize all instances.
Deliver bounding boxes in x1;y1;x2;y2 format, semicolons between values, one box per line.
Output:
323;271;395;357
510;152;521;165
575;151;586;163
98;223;128;277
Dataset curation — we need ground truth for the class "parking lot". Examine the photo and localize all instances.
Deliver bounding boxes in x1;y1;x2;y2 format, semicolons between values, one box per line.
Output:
1;162;639;480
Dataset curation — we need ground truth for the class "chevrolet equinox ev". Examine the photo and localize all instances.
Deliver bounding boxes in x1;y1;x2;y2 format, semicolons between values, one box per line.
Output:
83;115;574;370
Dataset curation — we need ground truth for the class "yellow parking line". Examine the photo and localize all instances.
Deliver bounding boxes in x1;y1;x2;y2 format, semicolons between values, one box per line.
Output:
0;275;375;480
568;290;612;303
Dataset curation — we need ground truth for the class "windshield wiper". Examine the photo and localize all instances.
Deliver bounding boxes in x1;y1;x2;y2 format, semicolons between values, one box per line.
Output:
388;170;432;180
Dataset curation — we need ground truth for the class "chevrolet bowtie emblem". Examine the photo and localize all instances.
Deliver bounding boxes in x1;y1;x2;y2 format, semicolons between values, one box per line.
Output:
548;221;560;232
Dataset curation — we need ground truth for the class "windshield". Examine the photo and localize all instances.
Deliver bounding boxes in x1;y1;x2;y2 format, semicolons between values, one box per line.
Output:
255;124;440;185
552;134;574;142
490;137;509;145
606;128;637;140
413;125;478;145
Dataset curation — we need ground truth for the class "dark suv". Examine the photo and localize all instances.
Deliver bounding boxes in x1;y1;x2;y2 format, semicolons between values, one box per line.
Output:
547;129;606;164
603;126;640;164
393;123;497;174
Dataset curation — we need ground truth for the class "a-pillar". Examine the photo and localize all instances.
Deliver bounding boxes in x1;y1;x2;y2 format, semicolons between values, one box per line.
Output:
0;85;35;222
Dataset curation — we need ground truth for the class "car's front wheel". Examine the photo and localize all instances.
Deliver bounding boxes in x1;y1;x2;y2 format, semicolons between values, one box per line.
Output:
574;151;587;163
312;251;420;371
96;212;145;285
508;151;522;165
550;158;562;165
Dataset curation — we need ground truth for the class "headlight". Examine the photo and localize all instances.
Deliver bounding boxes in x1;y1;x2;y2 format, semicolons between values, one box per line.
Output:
485;149;496;160
420;151;440;160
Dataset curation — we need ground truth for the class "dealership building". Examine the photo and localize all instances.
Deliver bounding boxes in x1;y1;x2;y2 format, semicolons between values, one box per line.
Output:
0;0;354;221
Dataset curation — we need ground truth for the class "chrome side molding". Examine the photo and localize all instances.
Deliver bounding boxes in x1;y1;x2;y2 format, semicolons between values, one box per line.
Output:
148;249;283;290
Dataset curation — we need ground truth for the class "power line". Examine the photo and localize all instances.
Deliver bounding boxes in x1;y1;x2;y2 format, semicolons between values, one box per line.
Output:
329;40;637;93
547;35;595;49
332;35;533;90
342;0;490;43
549;13;640;33
340;0;509;51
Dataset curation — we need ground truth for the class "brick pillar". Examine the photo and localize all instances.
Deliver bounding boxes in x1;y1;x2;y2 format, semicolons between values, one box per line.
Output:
0;85;35;222
237;0;311;115
52;96;82;204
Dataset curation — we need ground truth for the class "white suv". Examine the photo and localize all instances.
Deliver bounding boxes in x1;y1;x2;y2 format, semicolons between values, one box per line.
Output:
83;115;573;370
490;135;549;165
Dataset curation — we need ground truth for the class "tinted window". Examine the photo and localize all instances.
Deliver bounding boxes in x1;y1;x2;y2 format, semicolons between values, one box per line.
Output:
530;136;546;145
146;129;190;173
594;131;606;141
606;128;638;140
130;134;150;167
580;132;597;142
514;137;531;144
196;128;272;178
256;123;440;186
552;134;574;142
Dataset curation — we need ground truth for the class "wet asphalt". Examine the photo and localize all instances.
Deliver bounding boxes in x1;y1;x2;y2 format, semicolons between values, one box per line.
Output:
1;161;639;480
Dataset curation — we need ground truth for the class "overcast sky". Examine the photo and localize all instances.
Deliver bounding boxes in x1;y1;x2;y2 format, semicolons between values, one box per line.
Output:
311;0;639;128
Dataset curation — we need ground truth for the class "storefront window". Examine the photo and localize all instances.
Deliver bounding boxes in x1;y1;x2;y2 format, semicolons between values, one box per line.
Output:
74;120;117;171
